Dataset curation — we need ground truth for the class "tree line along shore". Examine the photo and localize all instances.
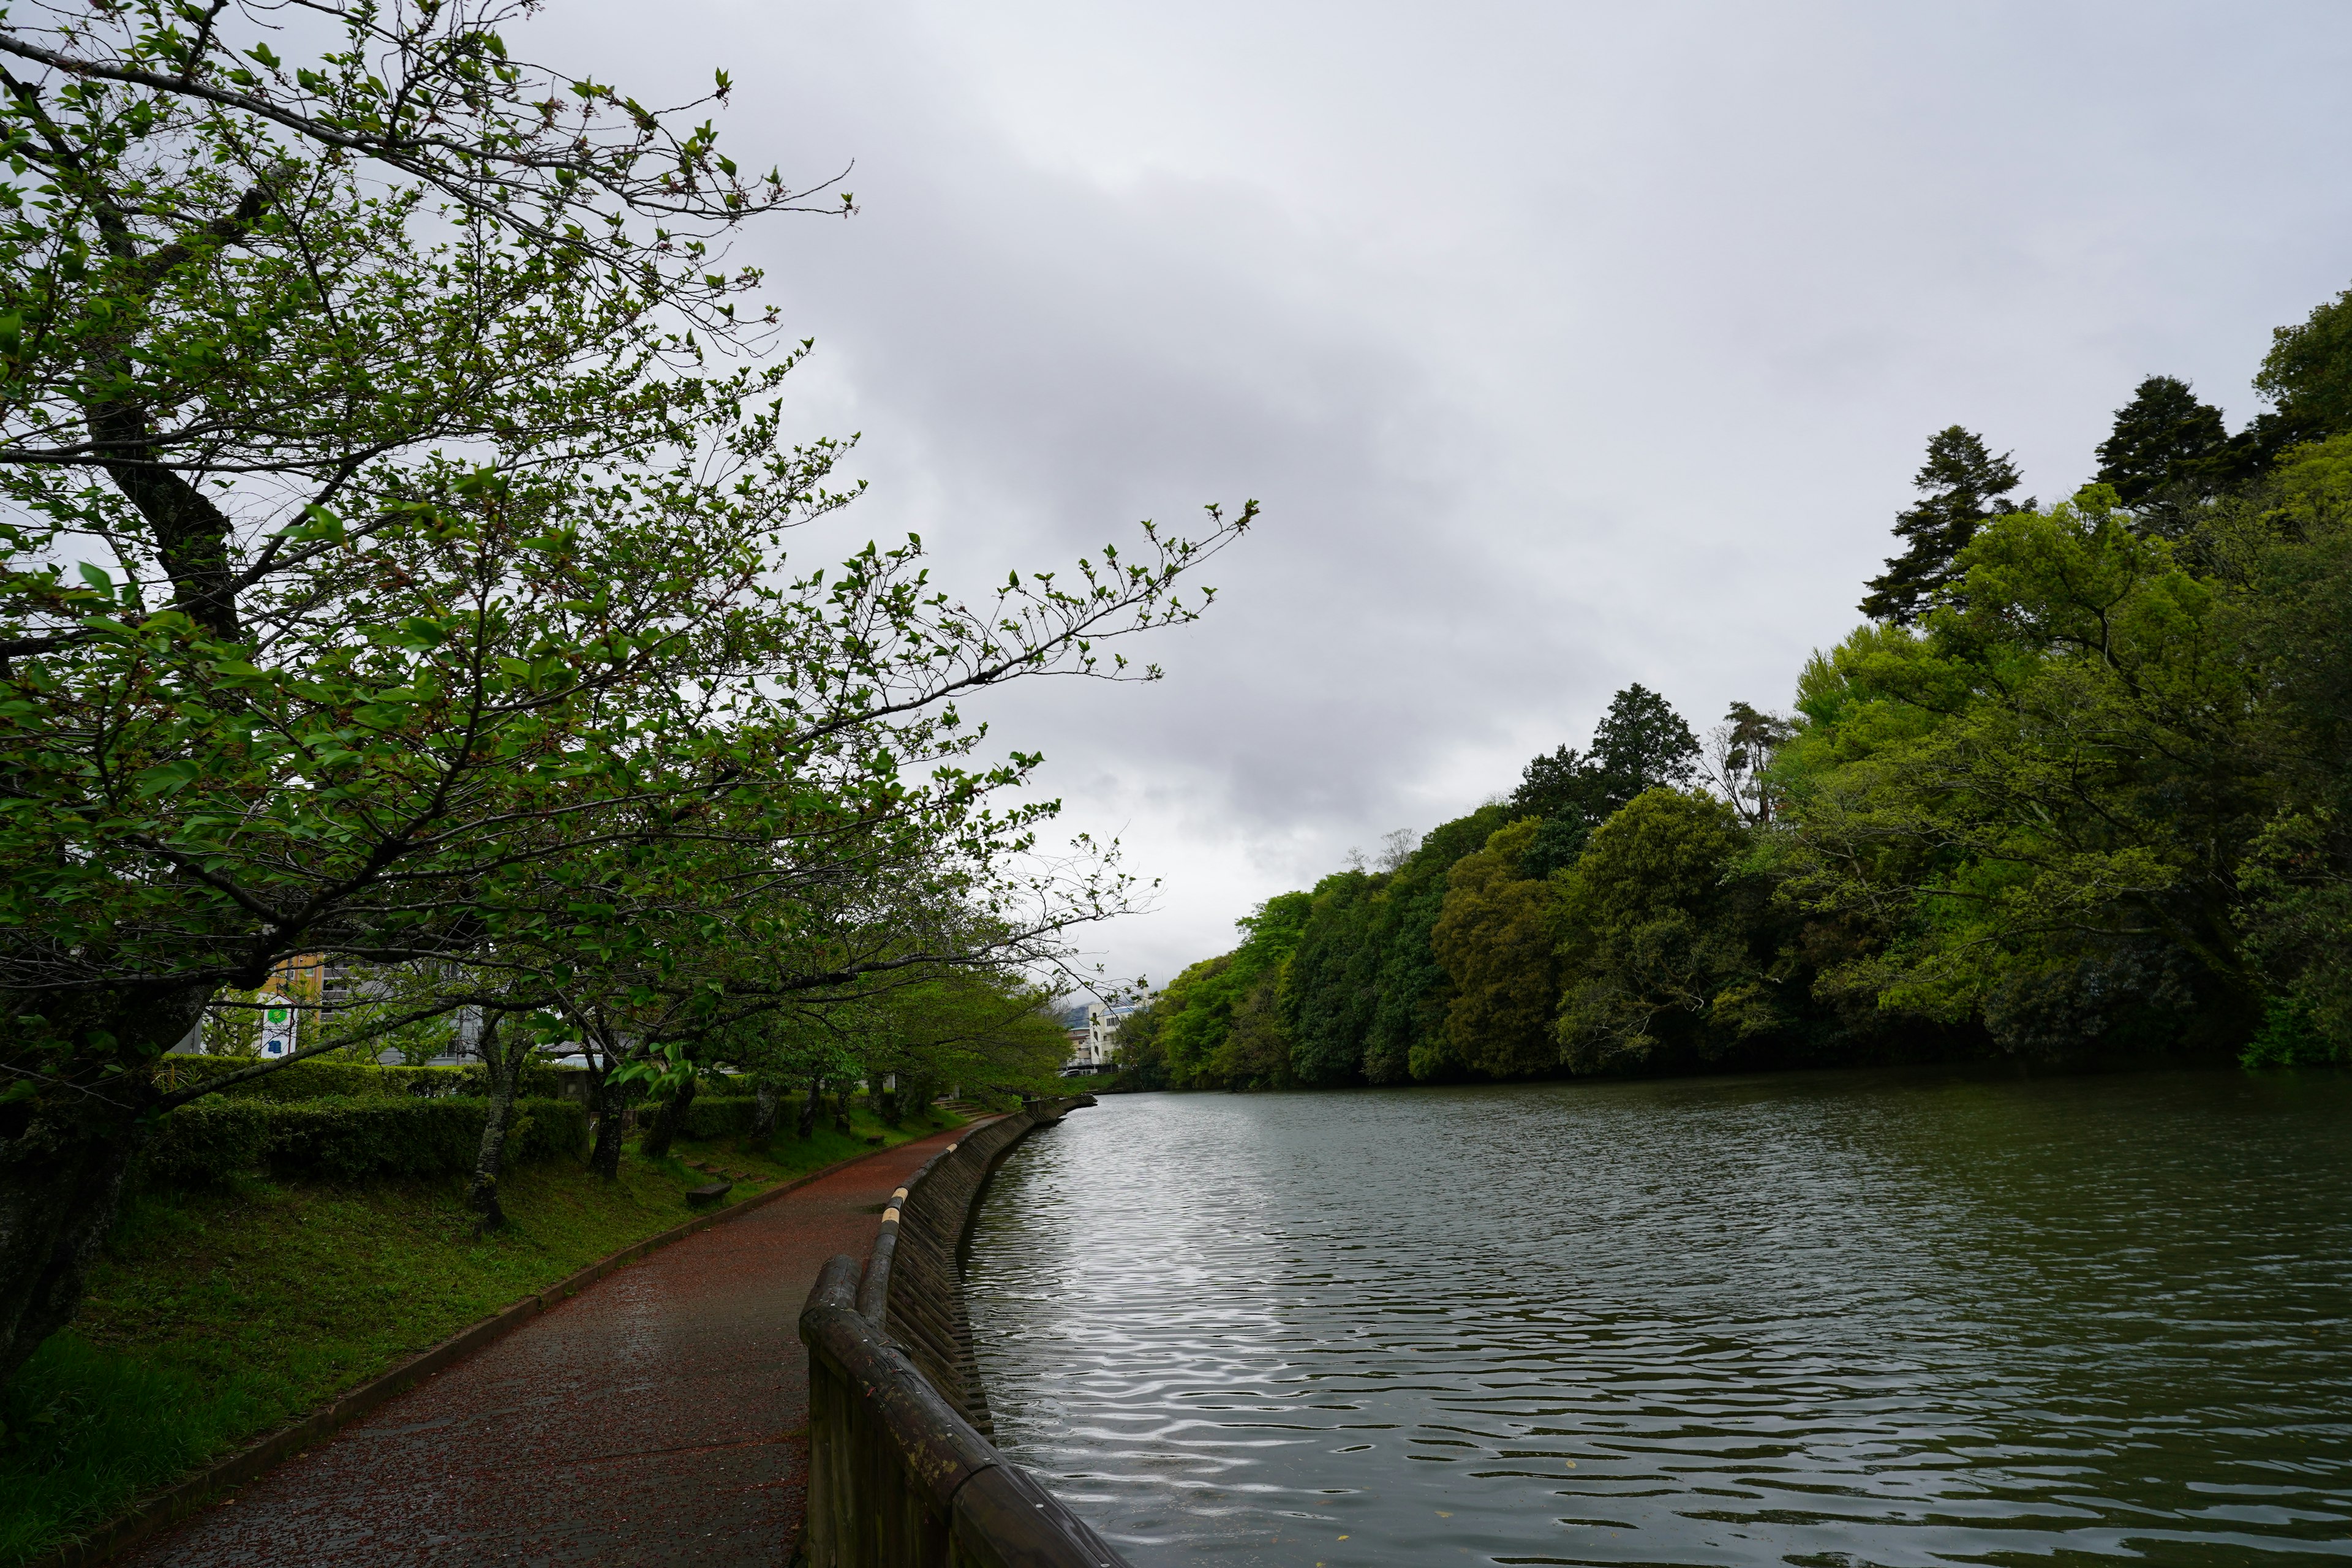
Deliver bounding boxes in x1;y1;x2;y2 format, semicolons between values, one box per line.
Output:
1118;283;2352;1091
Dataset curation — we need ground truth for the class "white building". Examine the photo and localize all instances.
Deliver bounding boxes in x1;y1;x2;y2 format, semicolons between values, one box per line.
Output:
1062;1000;1144;1076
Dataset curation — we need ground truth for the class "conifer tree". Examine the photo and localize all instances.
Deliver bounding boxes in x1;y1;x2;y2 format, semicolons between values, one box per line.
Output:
1589;684;1700;812
2095;375;2239;506
1510;685;1700;875
1509;745;1591;821
1859;426;2028;625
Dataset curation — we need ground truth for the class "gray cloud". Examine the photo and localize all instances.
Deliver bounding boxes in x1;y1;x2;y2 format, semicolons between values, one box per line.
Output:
557;0;2352;984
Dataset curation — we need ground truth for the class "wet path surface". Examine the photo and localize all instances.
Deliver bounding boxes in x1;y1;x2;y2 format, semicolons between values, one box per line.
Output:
130;1123;979;1567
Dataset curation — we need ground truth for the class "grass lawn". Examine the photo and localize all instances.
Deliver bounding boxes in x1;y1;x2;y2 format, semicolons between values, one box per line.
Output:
0;1101;964;1566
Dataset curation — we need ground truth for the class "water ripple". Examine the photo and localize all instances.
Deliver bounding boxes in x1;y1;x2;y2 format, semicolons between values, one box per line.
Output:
962;1071;2352;1566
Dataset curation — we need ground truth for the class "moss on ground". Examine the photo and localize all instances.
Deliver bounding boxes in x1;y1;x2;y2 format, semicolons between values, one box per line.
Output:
0;1102;961;1566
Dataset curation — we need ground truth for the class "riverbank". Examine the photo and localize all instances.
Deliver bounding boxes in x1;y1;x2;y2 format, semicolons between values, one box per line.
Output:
0;1104;963;1567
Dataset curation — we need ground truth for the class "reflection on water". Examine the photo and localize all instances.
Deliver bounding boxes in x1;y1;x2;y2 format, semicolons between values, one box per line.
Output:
960;1071;2352;1566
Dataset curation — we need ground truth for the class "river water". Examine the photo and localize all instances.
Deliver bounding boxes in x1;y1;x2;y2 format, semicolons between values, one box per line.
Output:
960;1071;2352;1566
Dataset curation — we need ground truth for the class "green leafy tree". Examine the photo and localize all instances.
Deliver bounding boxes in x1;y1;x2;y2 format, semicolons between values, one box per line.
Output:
1785;486;2282;1058
1554;789;1779;1071
1858;426;2029;624
1509;748;1598;876
1430;819;1559;1078
0;0;1245;1390
1510;745;1593;821
1279;869;1384;1086
2236;812;2352;1064
1155;893;1311;1089
1139;962;1229;1082
1362;804;1510;1082
850;974;1074;1098
2223;438;2352;1062
1208;973;1294;1090
2253;282;2352;453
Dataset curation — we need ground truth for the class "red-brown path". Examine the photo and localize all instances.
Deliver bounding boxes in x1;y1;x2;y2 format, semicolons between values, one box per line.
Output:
126;1121;984;1567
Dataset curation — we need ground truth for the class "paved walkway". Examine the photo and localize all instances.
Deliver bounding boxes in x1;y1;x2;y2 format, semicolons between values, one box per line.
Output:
127;1123;980;1567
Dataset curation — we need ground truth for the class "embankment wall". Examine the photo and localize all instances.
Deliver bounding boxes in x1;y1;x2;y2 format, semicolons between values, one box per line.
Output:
797;1095;1129;1568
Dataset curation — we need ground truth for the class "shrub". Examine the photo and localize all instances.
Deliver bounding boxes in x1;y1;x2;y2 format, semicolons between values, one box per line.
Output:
149;1056;584;1102
680;1096;758;1140
139;1097;587;1186
138;1099;271;1188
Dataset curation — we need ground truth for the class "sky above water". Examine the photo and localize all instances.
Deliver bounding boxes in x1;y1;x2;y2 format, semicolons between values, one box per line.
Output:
553;1;2352;989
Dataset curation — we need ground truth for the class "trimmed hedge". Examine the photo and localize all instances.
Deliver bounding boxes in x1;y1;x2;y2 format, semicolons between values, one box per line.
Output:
679;1095;760;1140
151;1055;583;1102
140;1096;587;1187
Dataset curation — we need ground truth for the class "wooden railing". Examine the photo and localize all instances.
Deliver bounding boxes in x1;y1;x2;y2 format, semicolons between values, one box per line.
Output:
798;1096;1129;1568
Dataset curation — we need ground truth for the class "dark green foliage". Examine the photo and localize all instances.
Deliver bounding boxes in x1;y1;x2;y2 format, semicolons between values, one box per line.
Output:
2229;454;2352;1060
1365;803;1513;1082
635;1075;696;1160
1431;820;1559;1077
140;1098;587;1187
1554;790;1784;1072
1517;814;1591;879
681;1096;761;1140
151;1056;581;1103
1510;745;1593;822
1588;684;1702;810
2095;375;2244;511
1362;877;1453;1083
136;1102;271;1189
1280;870;1384;1086
1859;426;2029;624
1217;976;1296;1091
1509;685;1703;866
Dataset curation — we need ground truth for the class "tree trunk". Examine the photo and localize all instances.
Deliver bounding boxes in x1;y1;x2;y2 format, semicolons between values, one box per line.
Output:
750;1077;778;1144
1;985;204;1393
831;1087;852;1136
589;1061;627;1181
797;1075;822;1140
0;1110;148;1392
465;1014;516;1230
638;1074;696;1160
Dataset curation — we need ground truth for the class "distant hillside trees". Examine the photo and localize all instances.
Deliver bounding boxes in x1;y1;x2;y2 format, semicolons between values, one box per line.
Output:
1128;278;2352;1091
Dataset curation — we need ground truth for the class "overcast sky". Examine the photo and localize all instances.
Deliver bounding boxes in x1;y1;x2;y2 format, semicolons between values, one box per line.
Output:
557;1;2352;989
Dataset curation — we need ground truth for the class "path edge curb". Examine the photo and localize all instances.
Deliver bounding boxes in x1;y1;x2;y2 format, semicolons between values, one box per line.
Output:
28;1121;989;1568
